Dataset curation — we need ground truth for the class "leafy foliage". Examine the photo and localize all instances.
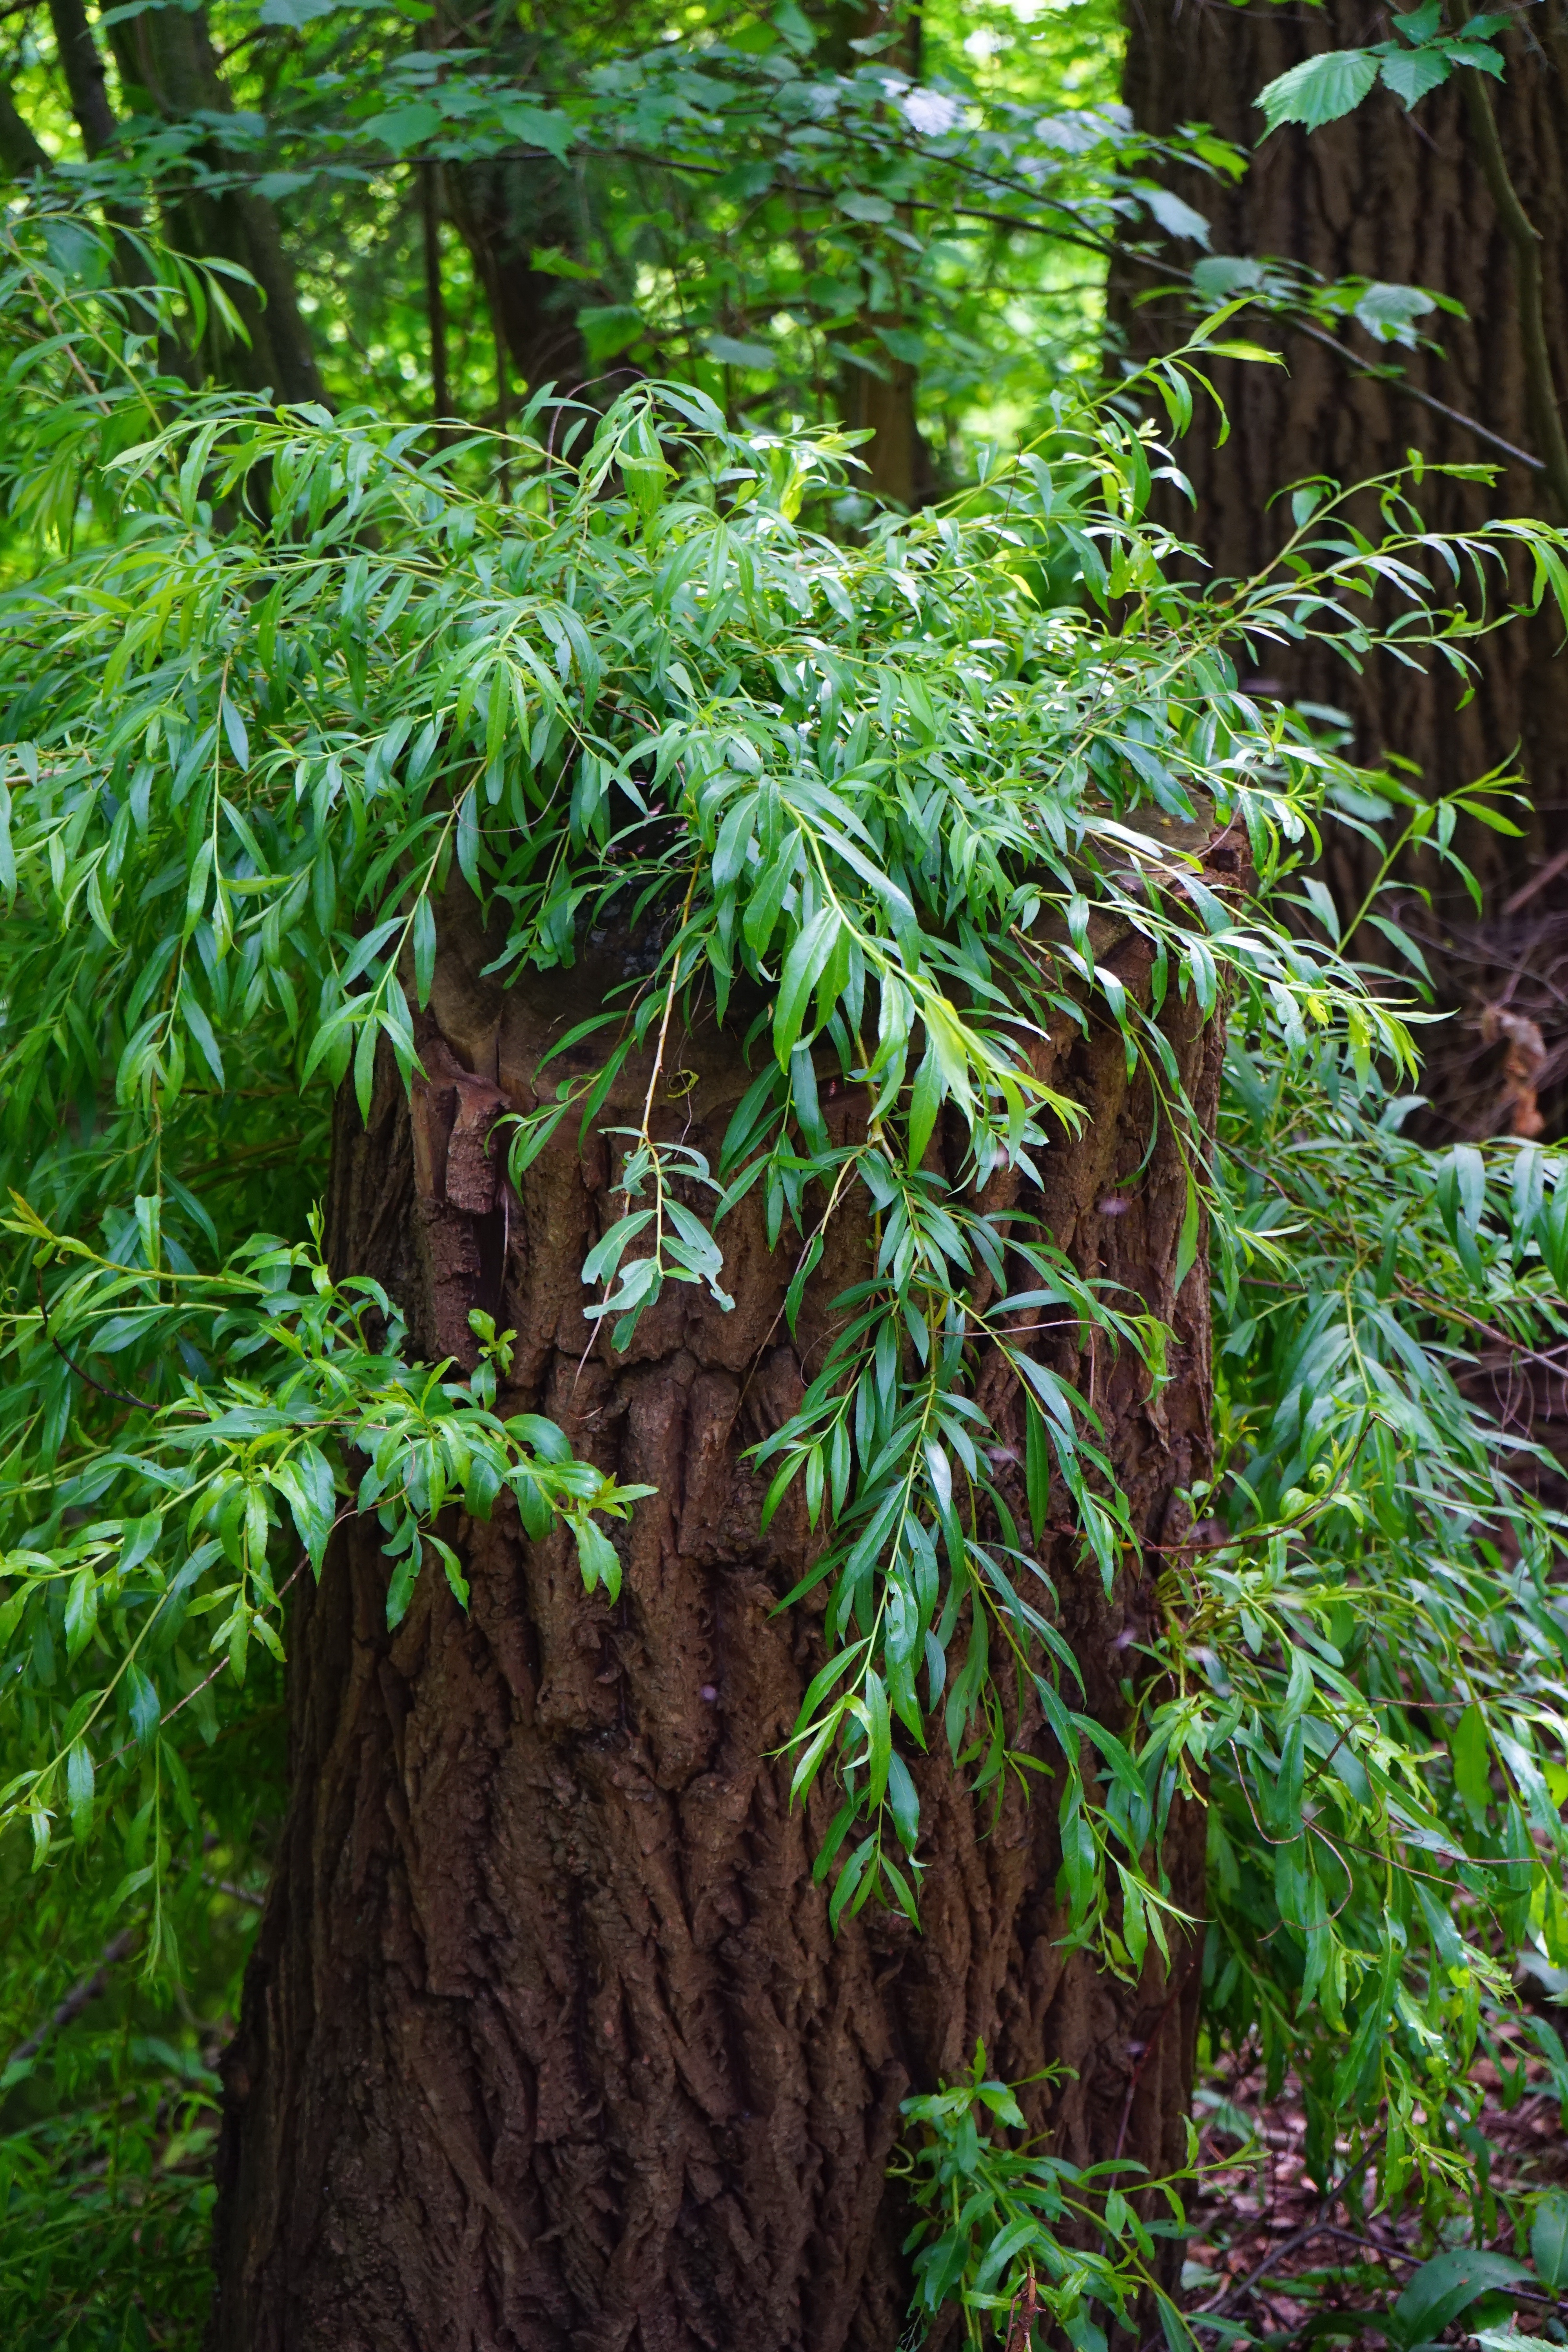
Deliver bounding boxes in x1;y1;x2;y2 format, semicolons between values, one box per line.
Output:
3;51;1568;2337
6;202;1550;1923
1256;4;1507;139
896;2049;1192;2350
0;2023;222;2351
1201;1034;1568;2209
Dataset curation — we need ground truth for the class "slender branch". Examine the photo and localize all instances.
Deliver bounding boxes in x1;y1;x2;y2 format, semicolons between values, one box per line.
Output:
636;861;702;1144
100;1550;316;1776
4;1928;136;2071
1502;842;1568;914
35;1271;150;1412
1393;1273;1568;1379
30;114;1542;488
203;1874;264;1908
1193;2128;1386;2325
1289;313;1545;476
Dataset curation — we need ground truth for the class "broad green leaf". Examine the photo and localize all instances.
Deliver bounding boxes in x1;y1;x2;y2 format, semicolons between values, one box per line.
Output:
1390;2250;1527;2346
1532;2191;1568;2289
1379;45;1453;108
1257;48;1379;133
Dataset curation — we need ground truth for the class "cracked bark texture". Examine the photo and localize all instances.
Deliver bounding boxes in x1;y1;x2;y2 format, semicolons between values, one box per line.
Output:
1116;0;1568;1127
210;866;1225;2352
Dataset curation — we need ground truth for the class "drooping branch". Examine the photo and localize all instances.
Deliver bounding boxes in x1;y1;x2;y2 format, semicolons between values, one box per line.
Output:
4;1929;136;2072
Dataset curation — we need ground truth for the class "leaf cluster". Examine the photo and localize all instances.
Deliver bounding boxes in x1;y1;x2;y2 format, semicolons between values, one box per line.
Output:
4;206;1568;2347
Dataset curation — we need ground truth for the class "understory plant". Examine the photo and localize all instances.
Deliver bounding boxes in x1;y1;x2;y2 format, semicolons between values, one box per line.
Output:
2;200;1568;2345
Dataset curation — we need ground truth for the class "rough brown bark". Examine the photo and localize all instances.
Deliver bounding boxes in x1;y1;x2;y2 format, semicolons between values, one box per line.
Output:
210;867;1223;2351
1116;0;1568;1132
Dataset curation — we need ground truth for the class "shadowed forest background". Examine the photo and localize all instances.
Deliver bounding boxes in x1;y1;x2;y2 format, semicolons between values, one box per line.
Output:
5;0;1568;2347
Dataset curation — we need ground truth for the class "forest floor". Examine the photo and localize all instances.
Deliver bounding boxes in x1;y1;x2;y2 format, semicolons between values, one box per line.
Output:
1183;2007;1568;2345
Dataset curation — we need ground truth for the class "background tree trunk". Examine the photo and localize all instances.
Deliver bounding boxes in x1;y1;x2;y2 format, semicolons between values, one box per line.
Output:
105;3;324;406
818;0;938;506
1116;0;1568;1136
209;877;1222;2352
444;157;589;401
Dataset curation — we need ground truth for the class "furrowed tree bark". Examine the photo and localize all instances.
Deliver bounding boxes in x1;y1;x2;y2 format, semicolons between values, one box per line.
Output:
210;855;1224;2350
1116;0;1568;1135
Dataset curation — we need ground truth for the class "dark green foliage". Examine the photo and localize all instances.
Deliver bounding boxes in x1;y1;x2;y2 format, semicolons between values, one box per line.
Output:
1;11;1568;2336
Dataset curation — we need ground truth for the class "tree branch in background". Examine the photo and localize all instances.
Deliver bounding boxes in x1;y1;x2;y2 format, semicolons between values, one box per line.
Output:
4;1929;136;2075
1287;310;1548;478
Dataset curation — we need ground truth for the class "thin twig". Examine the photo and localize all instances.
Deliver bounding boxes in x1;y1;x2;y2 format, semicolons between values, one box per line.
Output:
1288;314;1545;477
4;1928;136;2072
35;1270;149;1412
1502;844;1568;916
202;1874;265;1909
1194;2130;1386;2325
99;1553;312;1776
636;862;702;1147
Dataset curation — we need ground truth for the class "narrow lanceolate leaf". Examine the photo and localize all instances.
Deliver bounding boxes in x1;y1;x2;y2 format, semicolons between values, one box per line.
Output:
4;233;1567;2270
773;906;840;1065
412;894;437;1008
66;1740;94;1841
1173;1171;1201;1296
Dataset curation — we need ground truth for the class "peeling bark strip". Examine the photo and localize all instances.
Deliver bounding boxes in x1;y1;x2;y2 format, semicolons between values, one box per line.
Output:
211;875;1225;2351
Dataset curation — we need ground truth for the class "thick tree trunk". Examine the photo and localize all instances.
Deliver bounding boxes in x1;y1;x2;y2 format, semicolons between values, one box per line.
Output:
209;880;1221;2350
1116;0;1568;1134
841;342;940;509
49;0;120;160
